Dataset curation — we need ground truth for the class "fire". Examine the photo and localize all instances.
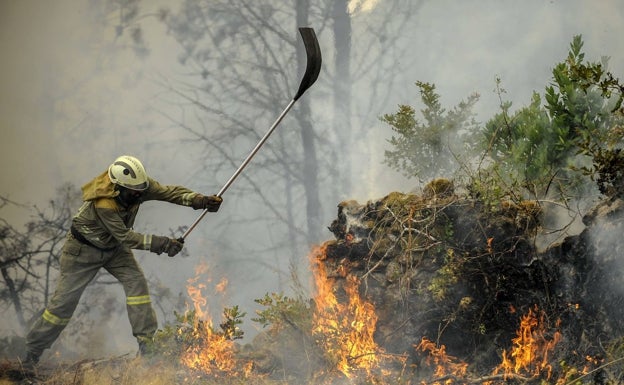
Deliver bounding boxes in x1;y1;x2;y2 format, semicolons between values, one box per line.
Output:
494;305;562;380
310;243;383;378
416;307;562;384
181;324;238;375
180;262;251;377
486;237;494;254
415;338;468;384
215;277;228;293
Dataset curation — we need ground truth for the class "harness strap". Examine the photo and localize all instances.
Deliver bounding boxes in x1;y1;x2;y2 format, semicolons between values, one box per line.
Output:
70;225;116;252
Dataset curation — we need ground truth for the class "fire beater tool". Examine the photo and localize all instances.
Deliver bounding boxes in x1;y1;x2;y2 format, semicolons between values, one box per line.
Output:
180;27;322;240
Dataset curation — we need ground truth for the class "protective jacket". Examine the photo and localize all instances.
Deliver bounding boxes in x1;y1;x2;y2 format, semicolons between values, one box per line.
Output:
73;171;198;250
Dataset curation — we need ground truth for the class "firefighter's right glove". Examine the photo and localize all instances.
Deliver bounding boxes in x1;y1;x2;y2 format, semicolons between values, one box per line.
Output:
150;235;184;257
191;194;223;212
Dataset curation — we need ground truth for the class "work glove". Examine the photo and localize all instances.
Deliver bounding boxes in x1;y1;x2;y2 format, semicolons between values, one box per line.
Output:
191;194;223;212
150;235;184;257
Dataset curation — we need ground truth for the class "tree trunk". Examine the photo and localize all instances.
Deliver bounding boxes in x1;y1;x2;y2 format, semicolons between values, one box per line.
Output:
296;0;322;244
332;0;352;197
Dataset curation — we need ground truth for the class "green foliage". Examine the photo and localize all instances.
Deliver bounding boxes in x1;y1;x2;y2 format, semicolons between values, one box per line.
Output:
382;81;480;181
483;35;624;199
483;88;561;197
151;307;246;359
252;292;312;334
548;35;624;198
427;248;462;301
384;35;624;202
220;305;246;340
465;163;520;211
150;311;190;358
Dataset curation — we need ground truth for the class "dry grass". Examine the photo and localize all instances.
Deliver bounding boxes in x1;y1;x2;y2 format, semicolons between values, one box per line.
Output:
1;356;290;385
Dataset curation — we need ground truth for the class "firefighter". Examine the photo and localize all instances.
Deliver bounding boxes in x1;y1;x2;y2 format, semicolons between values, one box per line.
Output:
23;155;222;366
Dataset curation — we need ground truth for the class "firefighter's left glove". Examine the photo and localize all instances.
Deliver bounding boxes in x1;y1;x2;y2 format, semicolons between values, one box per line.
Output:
150;235;184;257
191;194;223;212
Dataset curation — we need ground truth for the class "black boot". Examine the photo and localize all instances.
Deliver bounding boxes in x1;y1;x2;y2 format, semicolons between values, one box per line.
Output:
137;340;148;357
136;335;155;358
22;351;41;370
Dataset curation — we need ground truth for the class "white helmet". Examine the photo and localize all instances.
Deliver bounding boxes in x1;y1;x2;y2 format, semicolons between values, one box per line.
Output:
108;155;149;191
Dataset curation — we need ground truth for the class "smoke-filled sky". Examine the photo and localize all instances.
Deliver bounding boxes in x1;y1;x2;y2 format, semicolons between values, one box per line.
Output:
1;0;624;356
2;0;624;210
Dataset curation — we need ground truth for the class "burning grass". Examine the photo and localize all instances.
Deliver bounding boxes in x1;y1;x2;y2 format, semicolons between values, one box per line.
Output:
1;245;620;385
493;306;562;381
6;186;624;384
310;243;384;378
414;305;564;384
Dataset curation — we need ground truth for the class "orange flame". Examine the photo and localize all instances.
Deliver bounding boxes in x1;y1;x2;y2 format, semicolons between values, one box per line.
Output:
180;262;250;377
310;243;382;378
494;305;562;380
416;307;562;383
415;338;468;384
181;326;238;375
215;277;228;293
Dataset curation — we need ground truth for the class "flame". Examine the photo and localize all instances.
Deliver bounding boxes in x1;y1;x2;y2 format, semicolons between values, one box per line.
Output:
180;262;250;377
487;237;494;254
494;305;562;380
310;243;382;378
180;324;238;375
416;307;562;383
580;355;603;377
215;277;228;293
416;338;468;384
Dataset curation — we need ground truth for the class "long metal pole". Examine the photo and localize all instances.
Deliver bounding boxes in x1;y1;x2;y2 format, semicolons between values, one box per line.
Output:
181;99;296;240
180;27;321;241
